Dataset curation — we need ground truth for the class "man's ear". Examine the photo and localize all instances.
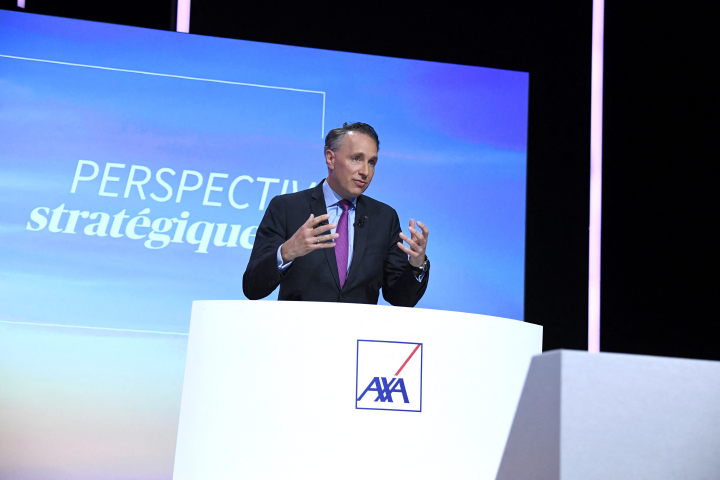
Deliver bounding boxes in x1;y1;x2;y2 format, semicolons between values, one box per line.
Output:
325;149;335;171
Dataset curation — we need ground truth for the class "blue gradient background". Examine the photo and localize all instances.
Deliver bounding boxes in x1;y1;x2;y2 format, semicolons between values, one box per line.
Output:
0;10;528;479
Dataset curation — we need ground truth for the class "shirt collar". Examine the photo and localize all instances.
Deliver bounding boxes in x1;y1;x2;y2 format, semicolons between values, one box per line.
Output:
323;179;357;210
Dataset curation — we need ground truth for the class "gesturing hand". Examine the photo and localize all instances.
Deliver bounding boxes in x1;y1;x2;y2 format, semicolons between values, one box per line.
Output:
397;219;429;268
281;213;337;264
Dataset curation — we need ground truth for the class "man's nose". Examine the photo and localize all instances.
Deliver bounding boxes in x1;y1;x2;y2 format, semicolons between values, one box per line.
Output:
358;162;369;177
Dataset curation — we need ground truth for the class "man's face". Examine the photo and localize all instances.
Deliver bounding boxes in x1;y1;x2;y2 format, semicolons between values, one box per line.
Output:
325;131;378;199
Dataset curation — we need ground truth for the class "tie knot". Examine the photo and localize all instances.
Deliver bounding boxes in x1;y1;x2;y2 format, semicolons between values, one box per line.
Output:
338;199;352;212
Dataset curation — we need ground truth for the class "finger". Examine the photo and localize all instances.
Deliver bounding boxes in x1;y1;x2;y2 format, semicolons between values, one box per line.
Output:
399;232;416;244
408;226;424;242
311;223;337;235
312;241;336;249
410;233;425;248
304;213;315;226
417;221;429;237
397;242;420;257
409;219;416;231
307;233;339;245
399;233;420;251
308;214;331;228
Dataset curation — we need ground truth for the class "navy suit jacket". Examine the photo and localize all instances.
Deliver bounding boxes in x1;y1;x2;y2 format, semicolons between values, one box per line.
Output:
242;181;429;306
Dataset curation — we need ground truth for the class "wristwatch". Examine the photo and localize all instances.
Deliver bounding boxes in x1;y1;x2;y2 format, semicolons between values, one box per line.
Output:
411;256;430;275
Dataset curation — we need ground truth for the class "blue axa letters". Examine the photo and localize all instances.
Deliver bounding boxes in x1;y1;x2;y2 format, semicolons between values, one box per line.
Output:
356;377;410;403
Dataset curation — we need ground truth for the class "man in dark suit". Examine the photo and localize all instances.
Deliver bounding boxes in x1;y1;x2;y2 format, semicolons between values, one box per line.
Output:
242;122;429;306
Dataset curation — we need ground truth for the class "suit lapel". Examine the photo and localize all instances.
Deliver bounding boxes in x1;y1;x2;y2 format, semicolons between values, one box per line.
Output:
346;195;369;288
310;180;341;292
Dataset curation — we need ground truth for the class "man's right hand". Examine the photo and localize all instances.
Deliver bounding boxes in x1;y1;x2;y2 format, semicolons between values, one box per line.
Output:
280;214;337;264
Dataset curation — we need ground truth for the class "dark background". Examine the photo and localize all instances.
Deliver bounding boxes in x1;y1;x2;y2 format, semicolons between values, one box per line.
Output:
1;0;715;360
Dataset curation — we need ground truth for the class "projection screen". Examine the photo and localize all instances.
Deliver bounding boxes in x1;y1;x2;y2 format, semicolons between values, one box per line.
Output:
0;10;528;479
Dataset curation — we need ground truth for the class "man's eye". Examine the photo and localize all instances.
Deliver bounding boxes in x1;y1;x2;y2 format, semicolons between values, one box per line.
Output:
369;161;376;166
351;156;361;163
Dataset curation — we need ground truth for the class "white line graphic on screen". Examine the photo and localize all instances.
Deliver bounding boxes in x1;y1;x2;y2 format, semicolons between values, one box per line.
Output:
0;54;326;138
0;320;189;336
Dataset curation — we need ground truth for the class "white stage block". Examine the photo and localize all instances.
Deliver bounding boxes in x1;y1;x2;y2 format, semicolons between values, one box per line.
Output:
496;350;720;480
173;301;542;480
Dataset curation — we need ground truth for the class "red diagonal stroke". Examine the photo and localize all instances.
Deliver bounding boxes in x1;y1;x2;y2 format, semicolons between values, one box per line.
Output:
394;344;421;376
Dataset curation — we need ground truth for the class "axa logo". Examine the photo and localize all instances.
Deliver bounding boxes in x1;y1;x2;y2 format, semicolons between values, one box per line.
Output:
355;340;423;412
357;377;410;403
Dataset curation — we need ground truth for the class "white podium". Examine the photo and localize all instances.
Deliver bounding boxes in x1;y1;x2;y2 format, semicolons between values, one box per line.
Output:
173;301;542;480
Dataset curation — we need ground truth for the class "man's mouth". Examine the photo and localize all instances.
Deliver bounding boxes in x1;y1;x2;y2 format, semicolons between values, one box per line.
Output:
353;180;367;188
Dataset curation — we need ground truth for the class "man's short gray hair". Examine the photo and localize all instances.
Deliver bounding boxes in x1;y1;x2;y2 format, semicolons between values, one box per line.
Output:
324;122;380;154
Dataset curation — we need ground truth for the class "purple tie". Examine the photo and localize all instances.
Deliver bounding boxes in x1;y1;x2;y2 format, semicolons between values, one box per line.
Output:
335;199;352;289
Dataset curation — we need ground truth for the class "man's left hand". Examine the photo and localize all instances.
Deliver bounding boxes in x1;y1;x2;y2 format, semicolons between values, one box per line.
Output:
398;219;429;268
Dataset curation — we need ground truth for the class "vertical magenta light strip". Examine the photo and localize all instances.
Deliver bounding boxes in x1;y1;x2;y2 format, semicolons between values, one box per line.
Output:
177;0;191;33
588;0;604;353
17;0;26;8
